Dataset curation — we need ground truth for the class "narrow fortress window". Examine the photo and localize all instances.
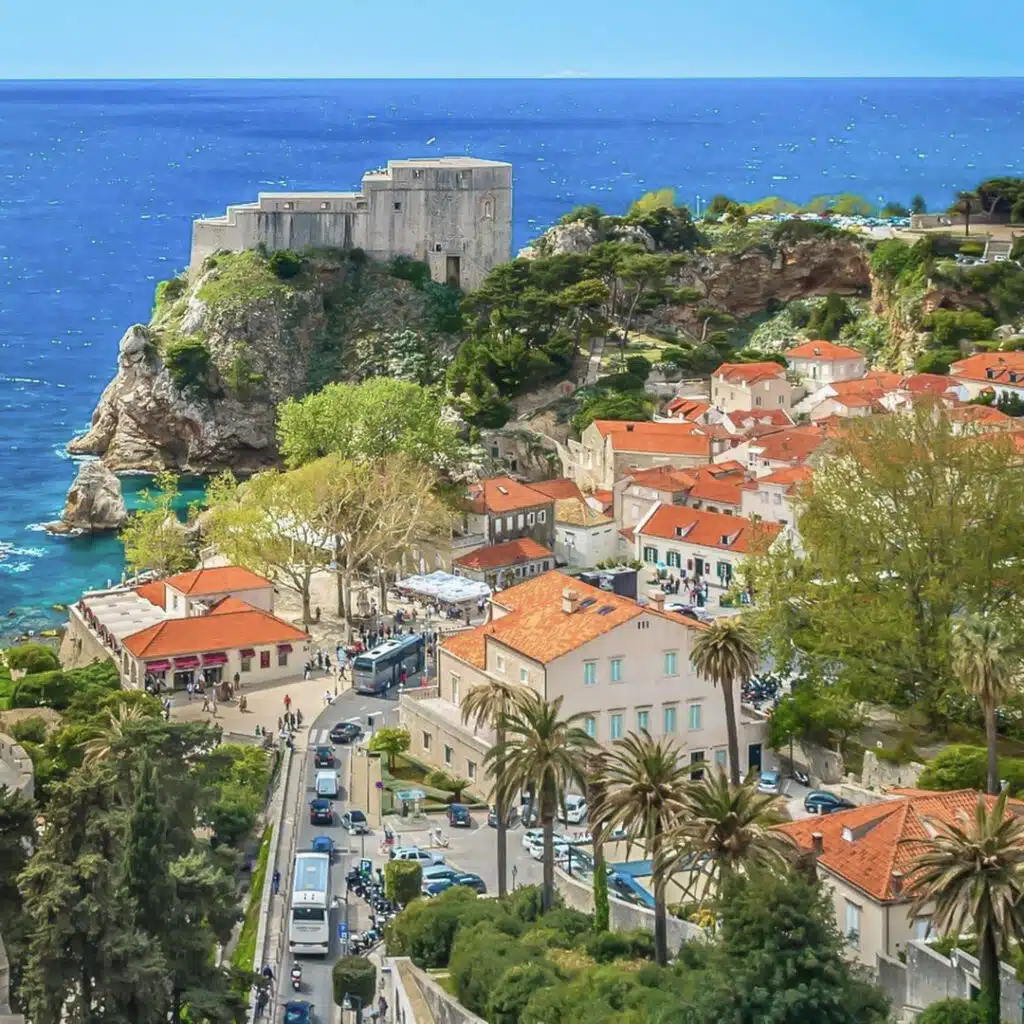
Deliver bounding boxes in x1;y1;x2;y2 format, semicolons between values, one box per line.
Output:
356;201;367;210
413;169;424;179
482;197;495;219
320;201;331;210
282;201;294;211
394;201;402;211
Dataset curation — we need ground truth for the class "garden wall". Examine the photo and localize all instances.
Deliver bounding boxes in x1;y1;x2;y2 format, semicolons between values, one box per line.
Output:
386;957;486;1024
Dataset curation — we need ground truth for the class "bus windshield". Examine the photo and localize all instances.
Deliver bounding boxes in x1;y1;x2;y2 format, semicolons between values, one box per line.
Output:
291;906;325;922
353;656;373;670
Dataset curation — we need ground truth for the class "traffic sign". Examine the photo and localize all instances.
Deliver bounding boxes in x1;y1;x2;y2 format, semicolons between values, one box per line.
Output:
375;781;384;790
338;922;348;939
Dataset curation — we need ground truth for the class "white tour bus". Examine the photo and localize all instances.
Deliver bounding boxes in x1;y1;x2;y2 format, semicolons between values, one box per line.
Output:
288;851;331;955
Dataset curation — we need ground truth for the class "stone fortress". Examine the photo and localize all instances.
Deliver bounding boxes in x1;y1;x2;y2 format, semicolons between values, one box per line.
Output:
190;156;513;292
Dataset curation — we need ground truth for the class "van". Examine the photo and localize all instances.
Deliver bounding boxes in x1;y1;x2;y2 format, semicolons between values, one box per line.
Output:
559;794;588;825
314;770;339;798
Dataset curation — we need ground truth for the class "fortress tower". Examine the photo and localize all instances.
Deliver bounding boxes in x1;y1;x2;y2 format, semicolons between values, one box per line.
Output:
190;156;512;292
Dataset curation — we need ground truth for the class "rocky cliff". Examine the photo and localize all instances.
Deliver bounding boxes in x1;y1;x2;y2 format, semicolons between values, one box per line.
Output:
44;460;127;535
70;249;460;473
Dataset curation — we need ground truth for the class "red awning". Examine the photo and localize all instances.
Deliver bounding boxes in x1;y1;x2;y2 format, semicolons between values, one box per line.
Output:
239;648;256;658
277;644;293;653
173;656;201;669
202;652;228;666
145;660;171;672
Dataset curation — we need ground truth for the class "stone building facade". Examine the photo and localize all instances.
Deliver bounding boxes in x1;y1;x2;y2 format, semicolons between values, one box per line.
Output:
190;157;513;291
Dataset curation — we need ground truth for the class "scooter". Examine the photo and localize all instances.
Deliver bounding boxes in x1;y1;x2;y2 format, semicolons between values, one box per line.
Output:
290;964;302;991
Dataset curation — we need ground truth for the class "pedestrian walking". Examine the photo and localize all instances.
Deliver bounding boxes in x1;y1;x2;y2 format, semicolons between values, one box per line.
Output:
210;699;218;716
302;664;311;681
234;671;241;691
272;870;280;895
284;693;292;713
278;716;283;732
185;681;193;702
201;693;211;712
162;697;171;721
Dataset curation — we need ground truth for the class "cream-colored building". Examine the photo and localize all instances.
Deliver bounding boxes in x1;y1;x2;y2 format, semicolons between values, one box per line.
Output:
564;420;716;492
739;466;812;527
778;790;1022;970
552;497;618;568
191;157;512;291
785;340;867;387
399;571;770;788
710;361;797;414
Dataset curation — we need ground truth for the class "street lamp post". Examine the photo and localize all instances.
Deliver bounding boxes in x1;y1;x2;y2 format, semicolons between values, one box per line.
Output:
511;864;518;892
342;993;363;1024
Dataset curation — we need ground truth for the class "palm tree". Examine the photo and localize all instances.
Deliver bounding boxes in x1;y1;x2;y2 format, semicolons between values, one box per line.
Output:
461;679;523;898
591;731;690;964
956;190;978;237
485;692;594;911
905;790;1024;1024
656;770;798;909
81;702;149;764
953;615;1021;795
690;616;759;785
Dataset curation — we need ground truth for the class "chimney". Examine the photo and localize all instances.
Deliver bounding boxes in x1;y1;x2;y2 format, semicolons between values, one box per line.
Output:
891;870;903;896
811;832;824;855
650;592;665;612
561;588;580;614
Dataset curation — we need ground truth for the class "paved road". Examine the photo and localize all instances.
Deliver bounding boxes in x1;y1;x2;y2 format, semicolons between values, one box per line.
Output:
281;686;397;1024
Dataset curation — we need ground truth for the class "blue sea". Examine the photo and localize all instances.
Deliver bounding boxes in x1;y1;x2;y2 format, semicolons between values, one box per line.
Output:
1;78;1023;636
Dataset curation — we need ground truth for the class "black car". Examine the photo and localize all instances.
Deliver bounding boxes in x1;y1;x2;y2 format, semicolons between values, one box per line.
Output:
804;790;856;815
309;798;333;825
487;805;518;829
447;803;471;828
330;722;362;744
314;745;334;768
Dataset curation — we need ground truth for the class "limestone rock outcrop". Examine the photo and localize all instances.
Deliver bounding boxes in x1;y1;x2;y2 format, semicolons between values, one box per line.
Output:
45;460;127;535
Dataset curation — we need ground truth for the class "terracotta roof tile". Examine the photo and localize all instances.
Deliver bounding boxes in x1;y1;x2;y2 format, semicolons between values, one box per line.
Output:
165;566;272;596
555;497;613;527
123;608;308;660
453;538;553;572
750;424;829;464
439;629;487;670
743;465;813;493
786;340;864;361
639;505;781;553
134;581;166;610
466;476;551;515
209;595;256;615
625;465;698;492
666;398;710;420
593;420;713;458
951;352;1024;387
528;478;584;502
714;361;788;384
777;789;1024;901
723;408;795;432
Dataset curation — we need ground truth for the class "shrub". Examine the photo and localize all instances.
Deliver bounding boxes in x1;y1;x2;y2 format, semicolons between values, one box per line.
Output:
451;922;535;1016
488;961;560;1024
268;249;302;279
917;745;986;791
807;293;855;341
916;998;984;1024
9;717;48;746
771;220;845;243
384;859;422;906
625;355;652;379
4;644;60;675
914;349;961;375
388;255;432;289
924;309;996;346
504;884;548;923
10;670;77;709
154;276;187;308
959;241;985;257
536;907;593;943
164;336;212;394
1011;237;1024;262
869;239;916;283
332;956;376;1008
558;205;604;229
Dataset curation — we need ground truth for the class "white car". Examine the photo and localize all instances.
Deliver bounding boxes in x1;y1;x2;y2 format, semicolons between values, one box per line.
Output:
390;846;445;866
521;828;544;851
526;833;571;861
559;795;588;825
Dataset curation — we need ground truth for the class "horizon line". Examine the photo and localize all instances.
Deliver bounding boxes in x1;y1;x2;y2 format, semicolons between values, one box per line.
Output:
2;74;1024;83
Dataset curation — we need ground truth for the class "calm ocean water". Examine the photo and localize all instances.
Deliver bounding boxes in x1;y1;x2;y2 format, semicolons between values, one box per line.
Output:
1;78;1023;635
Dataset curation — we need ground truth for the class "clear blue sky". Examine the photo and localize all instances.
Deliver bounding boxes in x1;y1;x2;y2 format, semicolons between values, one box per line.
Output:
3;0;1023;78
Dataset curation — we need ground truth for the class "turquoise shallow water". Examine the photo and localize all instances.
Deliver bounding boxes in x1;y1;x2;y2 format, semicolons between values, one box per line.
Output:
1;78;1023;636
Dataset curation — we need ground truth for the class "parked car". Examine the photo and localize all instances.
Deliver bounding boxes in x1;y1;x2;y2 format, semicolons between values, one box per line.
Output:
309;798;333;825
526;834;570;862
558;794;588;824
340;810;369;835
521;828;544;851
423;878;456;897
421;864;460;884
447;803;472;828
283;1001;313;1024
804;790;856;815
314;745;334;768
521;804;539;827
450;872;487;894
390;846;444;866
330;722;362;744
757;770;781;795
311;835;334;855
487;805;518;828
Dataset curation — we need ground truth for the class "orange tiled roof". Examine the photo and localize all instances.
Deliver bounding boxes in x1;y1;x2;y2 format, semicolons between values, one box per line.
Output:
950;352;1024;386
528;478;584;502
639;505;782;553
123;608;308;659
687;462;747;507
453;537;553;572
666;398;710;420
750;424;829;464
947;403;1017;428
786;340;864;361
592;489;614;512
723;408;794;432
466;476;551;515
479;571;693;664
744;465;813;493
902;373;955;396
625;465;698;493
165;566;272;596
134;580;167;610
777;789;1023;902
210;595;257;615
714;361;787;384
439;629;487;670
593;420;713;458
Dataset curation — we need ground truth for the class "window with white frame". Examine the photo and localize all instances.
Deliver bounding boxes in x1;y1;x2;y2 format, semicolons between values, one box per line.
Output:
505;515;513;531
450;673;460;704
666;551;681;569
610;657;622;682
610;713;623;740
664;651;678;676
538;509;547;523
636;708;650;732
444;745;453;767
520;667;529;684
494;517;503;535
663;705;677;733
688;702;702;731
584;715;596;738
844;901;861;947
583;661;597;686
715;749;727;769
495;654;506;674
527;512;535;526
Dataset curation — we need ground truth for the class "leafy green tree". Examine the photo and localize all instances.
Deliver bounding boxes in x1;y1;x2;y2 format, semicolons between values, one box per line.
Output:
691;617;759;785
384;859;422;906
870;238;916;283
906;790;1024;1024
767;682;865;760
367;726;411;770
487;692;594;911
488;961;560;1024
953;615;1022;794
573;390;653;432
592;733;689;964
911;194;928;215
691;869;890;1024
4;644;59;674
881;201;911;218
120;471;194;576
806;292;855;340
451;922;535;1017
750;407;1024;722
332;956;376;1009
952;190;979;236
277;378;466;471
917;999;984;1024
917;745;989;792
558;205;604;229
268;249;302;279
0;785;35;987
925;309;996;346
915;348;961;375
